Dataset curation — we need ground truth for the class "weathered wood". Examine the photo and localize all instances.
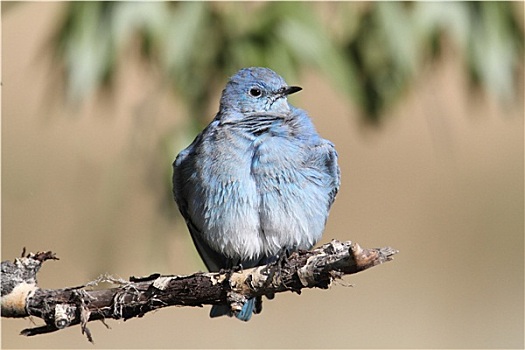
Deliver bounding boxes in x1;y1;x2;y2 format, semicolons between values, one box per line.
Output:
1;240;397;342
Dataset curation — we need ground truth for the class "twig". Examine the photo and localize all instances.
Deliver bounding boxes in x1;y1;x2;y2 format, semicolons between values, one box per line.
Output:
1;239;398;343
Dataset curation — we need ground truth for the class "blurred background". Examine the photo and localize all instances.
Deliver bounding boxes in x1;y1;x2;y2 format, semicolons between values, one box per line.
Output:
1;2;523;348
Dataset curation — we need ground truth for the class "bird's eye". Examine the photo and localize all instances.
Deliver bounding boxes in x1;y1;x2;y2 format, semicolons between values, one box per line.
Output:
249;88;262;97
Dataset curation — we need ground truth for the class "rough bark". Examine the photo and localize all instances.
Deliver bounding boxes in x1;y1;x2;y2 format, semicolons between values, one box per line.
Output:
1;240;397;342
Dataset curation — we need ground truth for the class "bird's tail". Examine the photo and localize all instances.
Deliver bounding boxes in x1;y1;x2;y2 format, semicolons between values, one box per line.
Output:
210;297;260;321
236;298;256;321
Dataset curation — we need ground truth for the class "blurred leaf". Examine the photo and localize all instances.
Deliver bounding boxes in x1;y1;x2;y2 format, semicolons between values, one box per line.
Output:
54;2;116;103
468;2;523;103
413;2;471;56
278;13;360;101
111;2;169;53
377;3;419;76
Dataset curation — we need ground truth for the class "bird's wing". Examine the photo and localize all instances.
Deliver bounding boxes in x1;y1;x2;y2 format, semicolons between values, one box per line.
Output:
308;139;341;209
183;214;230;272
172;131;231;272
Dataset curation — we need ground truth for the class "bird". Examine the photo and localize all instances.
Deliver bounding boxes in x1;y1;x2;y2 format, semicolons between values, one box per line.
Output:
172;67;340;321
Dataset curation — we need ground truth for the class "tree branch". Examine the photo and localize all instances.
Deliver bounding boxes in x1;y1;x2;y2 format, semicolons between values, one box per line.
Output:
1;239;398;342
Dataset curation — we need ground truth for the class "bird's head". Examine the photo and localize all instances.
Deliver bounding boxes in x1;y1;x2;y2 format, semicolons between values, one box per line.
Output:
219;67;302;115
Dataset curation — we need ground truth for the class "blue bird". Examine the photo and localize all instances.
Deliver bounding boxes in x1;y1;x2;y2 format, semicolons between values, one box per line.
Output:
173;67;340;321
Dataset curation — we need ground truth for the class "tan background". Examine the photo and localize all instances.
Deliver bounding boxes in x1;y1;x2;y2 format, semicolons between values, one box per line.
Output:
2;3;523;349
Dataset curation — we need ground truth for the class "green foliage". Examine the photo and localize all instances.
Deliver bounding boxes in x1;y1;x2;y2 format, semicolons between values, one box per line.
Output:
49;2;523;124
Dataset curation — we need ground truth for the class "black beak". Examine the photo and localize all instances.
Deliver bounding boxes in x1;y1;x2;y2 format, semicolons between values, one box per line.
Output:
277;86;302;96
